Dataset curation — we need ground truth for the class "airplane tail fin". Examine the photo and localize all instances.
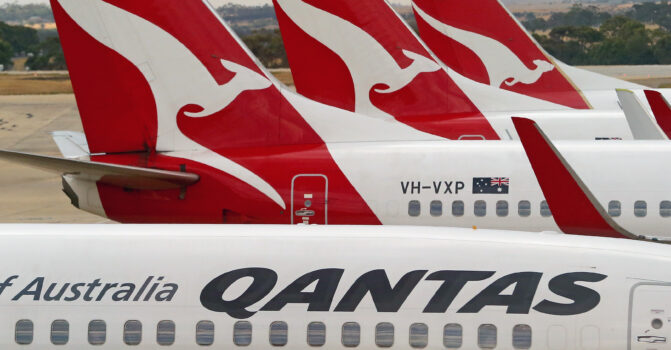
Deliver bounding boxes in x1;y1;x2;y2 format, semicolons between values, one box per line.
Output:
616;89;667;140
644;90;671;139
272;0;500;140
51;0;314;155
512;117;636;240
411;0;640;109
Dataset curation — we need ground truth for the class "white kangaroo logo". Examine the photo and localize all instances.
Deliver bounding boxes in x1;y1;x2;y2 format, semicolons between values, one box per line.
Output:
413;4;555;88
276;0;441;121
57;0;285;209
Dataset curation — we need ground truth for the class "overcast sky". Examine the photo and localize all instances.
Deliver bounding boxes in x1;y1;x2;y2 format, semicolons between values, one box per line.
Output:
0;0;414;6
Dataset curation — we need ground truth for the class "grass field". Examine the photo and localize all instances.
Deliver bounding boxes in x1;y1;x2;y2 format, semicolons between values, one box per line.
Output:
0;73;73;95
0;70;296;96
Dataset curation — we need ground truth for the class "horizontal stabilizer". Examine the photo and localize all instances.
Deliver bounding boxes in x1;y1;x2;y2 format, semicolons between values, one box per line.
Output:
0;150;199;190
51;131;90;159
643;90;671;139
511;117;637;240
616;89;667;140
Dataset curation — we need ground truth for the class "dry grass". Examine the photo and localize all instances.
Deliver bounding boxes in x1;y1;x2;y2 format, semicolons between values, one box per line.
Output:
0;70;295;96
0;73;73;95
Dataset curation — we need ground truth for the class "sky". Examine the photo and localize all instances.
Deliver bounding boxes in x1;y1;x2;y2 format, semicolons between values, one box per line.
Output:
0;0;414;6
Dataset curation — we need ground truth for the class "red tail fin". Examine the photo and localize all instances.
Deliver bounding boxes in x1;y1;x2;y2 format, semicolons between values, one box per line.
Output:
412;0;591;109
644;90;671;139
52;0;320;154
273;0;499;140
512;117;634;239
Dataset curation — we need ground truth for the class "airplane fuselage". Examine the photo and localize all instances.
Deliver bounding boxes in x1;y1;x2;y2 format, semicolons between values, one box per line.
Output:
0;224;668;349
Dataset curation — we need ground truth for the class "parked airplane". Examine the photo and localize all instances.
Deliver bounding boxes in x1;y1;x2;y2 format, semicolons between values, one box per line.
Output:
0;224;670;349
271;0;662;141
5;0;671;241
410;0;671;122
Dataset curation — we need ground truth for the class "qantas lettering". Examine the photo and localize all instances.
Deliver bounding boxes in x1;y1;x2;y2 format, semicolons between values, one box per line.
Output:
0;276;178;302
401;181;466;195
200;269;607;319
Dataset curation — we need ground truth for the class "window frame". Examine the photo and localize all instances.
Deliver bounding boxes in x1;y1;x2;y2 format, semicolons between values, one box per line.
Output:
156;320;176;346
15;319;34;345
196;320;215;346
269;321;288;347
341;322;360;348
375;322;394;348
234;321;253;346
123;320;142;346
88;320;106;346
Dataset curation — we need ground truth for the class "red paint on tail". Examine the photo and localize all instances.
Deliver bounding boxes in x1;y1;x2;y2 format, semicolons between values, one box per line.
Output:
644;90;671;139
414;0;591;109
513;117;623;238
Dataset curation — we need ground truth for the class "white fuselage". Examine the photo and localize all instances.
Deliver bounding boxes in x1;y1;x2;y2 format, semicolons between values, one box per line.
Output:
0;224;669;349
323;140;670;238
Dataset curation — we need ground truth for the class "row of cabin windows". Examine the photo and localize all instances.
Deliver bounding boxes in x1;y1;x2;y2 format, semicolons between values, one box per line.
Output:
15;320;201;346
15;319;531;349
408;200;551;218
410;200;671;218
608;200;671;218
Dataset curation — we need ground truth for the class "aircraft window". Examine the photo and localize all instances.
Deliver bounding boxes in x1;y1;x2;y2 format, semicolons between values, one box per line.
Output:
478;324;497;349
443;324;462;348
342;322;360;347
51;319;69;345
430;200;443;217
540;201;552;217
409;323;428;348
496;200;509;217
270;321;288;346
608;201;621;217
474;200;487;217
15;319;33;345
307;322;326;347
88;320;106;345
196;320;215;346
635;200;647;217
512;324;532;349
234;321;253;346
452;201;465;217
157;320;175;346
375;322;394;348
124;320;142;345
661;201;671;217
409;200;421;217
518;200;531;217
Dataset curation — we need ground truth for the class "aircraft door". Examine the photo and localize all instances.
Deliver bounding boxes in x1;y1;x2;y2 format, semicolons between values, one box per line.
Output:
291;174;328;225
630;283;671;349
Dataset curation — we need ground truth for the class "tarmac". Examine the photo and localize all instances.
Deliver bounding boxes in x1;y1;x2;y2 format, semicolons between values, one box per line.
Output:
0;94;109;223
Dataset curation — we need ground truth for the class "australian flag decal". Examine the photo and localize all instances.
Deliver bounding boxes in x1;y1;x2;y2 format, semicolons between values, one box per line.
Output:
473;177;510;194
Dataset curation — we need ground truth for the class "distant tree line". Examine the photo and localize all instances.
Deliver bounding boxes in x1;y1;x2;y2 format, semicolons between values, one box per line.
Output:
523;2;671;65
0;21;63;70
3;2;671;70
519;2;671;32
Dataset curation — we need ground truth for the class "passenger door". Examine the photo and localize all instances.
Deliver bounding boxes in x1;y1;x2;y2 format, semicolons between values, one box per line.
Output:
291;174;328;225
630;283;671;349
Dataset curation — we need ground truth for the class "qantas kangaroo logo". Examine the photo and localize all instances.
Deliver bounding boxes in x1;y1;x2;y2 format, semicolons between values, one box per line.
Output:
275;0;442;120
413;4;555;88
57;0;285;209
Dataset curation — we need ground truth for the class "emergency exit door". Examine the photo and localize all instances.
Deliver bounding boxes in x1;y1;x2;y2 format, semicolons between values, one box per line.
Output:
630;283;671;349
291;174;328;225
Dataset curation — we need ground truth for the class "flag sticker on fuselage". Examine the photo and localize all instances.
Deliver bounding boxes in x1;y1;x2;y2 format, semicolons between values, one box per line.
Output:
473;177;510;194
